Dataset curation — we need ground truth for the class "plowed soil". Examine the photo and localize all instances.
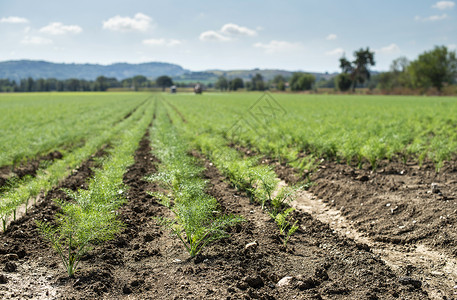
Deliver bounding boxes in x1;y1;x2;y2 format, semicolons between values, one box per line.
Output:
0;151;63;189
308;159;457;257
0;131;439;299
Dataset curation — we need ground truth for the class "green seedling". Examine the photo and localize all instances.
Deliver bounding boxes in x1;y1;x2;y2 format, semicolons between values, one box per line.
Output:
269;207;298;247
37;201;123;277
147;191;172;208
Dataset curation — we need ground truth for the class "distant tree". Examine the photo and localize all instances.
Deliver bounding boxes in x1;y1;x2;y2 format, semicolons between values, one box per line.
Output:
290;72;315;91
315;77;336;89
408;46;457;91
156;75;173;91
121;78;133;89
273;75;286;91
339;47;375;91
46;78;58;91
335;73;352;91
95;76;109;91
36;78;48;91
375;57;411;91
230;77;244;91
250;73;265;91
132;75;147;91
66;79;80;91
215;76;228;91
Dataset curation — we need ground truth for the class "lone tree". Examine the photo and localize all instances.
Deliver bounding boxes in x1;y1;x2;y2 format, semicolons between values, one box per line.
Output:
273;75;286;91
229;77;244;91
408;45;457;92
215;76;228;91
339;47;375;91
250;73;265;91
290;72;315;91
156;75;173;91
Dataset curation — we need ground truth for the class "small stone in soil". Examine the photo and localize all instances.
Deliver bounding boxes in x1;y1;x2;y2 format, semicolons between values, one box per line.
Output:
431;183;440;194
0;274;7;284
398;277;421;289
244;275;264;288
123;285;132;294
245;241;258;251
4;261;17;272
277;276;293;287
5;254;19;261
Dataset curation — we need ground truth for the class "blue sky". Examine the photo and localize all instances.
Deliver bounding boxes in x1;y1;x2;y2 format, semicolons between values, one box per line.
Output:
0;0;455;72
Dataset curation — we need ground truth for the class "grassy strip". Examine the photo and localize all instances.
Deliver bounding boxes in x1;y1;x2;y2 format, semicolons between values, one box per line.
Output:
162;99;299;247
146;99;243;257
37;97;154;277
0;99;151;230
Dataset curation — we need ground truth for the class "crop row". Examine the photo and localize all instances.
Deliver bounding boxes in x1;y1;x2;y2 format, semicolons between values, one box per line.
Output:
0;97;152;230
0;93;148;168
162;98;299;246
147;99;243;257
162;93;457;171
37;97;154;276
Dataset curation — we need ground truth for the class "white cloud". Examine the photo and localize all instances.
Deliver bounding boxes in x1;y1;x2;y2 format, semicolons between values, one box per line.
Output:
325;47;345;56
0;16;29;24
40;22;82;35
326;34;337;40
199;23;258;42
253;40;303;54
415;14;448;21
199;30;230;42
21;36;53;45
432;1;455;10
220;23;257;36
103;13;152;32
143;38;181;46
448;44;457;50
377;43;400;54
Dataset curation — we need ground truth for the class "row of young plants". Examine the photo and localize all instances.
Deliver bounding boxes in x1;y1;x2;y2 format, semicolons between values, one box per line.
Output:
0;93;147;168
37;98;155;277
162;99;299;246
161;93;457;171
147;99;243;257
0;98;152;231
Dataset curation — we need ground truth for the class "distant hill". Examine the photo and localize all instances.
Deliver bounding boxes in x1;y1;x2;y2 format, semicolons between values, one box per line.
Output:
0;60;339;83
0;60;188;81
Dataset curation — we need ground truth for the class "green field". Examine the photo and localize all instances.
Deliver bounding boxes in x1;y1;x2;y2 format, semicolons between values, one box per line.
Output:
161;92;457;171
1;91;457;298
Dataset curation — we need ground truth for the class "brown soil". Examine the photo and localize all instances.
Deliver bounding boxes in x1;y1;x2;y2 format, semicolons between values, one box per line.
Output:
0;145;108;299
119;96;152;123
307;159;457;257
231;144;457;298
0;132;432;299
0;151;63;190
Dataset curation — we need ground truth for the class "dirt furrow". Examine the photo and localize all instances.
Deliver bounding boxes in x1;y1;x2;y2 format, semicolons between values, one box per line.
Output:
0;150;63;190
230;144;457;298
308;159;457;256
192;154;428;299
0;145;109;299
290;183;457;299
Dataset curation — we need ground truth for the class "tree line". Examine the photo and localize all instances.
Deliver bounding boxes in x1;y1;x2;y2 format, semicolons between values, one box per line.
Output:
334;45;457;94
214;72;317;92
1;45;455;94
0;75;180;92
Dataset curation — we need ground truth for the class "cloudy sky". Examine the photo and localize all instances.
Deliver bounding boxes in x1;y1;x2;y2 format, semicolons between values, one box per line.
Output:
0;0;456;72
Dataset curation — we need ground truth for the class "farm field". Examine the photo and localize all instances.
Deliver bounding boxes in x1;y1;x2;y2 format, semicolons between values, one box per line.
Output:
0;92;457;299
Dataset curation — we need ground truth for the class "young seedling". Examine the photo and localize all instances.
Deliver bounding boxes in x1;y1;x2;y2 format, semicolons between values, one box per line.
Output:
37;200;123;277
269;207;299;247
